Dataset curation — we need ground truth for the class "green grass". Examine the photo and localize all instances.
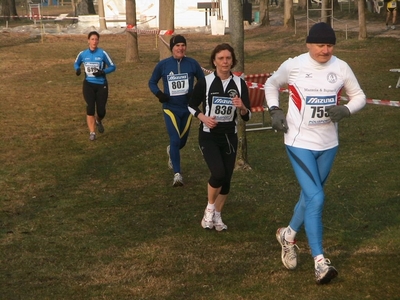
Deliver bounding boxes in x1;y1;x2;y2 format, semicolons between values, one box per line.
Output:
0;21;399;299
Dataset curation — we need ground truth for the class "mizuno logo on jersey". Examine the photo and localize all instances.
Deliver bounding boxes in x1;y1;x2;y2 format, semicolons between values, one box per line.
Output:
168;74;187;80
213;97;232;105
306;96;336;105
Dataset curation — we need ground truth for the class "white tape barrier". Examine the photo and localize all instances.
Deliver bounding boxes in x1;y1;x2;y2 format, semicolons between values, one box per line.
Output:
340;96;400;107
0;14;78;20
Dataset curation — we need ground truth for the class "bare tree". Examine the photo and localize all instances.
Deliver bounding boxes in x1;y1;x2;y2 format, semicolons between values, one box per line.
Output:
1;0;18;21
229;0;251;170
230;0;244;71
159;0;174;60
259;0;270;26
320;0;331;23
283;0;295;28
358;0;367;39
71;0;76;14
75;0;96;15
97;0;107;30
125;0;139;62
332;0;340;10
297;0;307;10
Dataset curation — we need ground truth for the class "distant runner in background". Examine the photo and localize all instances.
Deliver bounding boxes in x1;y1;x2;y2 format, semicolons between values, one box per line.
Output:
385;0;398;29
74;31;116;141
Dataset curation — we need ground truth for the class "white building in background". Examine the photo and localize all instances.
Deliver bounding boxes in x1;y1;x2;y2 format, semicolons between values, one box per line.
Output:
102;0;229;29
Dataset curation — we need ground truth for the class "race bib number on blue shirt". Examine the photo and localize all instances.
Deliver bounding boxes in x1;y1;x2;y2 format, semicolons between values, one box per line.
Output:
167;73;189;96
84;62;100;77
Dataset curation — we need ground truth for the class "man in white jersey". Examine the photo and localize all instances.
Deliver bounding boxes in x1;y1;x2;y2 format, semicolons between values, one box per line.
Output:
264;22;366;284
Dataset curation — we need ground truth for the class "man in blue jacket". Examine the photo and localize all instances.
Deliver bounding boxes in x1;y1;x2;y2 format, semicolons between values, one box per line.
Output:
149;35;204;187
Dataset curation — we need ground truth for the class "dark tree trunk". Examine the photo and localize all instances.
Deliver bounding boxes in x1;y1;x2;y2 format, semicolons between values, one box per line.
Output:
126;0;140;62
230;0;251;170
75;0;96;15
159;0;174;60
2;0;19;20
260;0;270;26
358;0;367;39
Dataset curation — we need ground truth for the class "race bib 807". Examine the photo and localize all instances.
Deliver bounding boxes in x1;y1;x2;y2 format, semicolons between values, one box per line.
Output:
167;73;189;96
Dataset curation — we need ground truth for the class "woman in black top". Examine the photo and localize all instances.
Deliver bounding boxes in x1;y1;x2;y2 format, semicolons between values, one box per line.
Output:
188;43;251;231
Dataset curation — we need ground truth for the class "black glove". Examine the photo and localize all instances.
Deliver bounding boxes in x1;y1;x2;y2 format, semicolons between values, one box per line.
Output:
76;69;81;76
156;91;169;103
269;107;288;133
93;69;105;77
326;105;350;122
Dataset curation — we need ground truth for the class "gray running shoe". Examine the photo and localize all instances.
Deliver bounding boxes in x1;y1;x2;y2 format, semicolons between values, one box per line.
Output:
167;145;173;169
172;173;183;187
96;120;104;133
213;213;227;231
276;227;299;270
89;132;96;141
391;25;396;30
315;258;338;284
201;208;214;229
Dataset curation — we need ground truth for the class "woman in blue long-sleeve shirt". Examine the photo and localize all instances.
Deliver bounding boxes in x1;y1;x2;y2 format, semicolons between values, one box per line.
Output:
74;31;116;141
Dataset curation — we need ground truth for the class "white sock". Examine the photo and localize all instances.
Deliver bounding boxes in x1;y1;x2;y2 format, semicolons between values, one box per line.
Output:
285;226;297;243
314;254;325;266
214;211;221;218
206;203;215;211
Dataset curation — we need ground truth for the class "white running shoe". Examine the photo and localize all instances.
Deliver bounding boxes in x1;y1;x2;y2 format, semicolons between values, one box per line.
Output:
89;132;96;141
96;120;104;133
172;173;183;187
315;258;338;284
213;213;227;231
391;25;396;30
276;227;299;270
201;209;214;229
166;145;173;169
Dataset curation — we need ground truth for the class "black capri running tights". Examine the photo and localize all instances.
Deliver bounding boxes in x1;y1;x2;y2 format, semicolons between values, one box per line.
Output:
199;131;238;195
83;80;108;118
